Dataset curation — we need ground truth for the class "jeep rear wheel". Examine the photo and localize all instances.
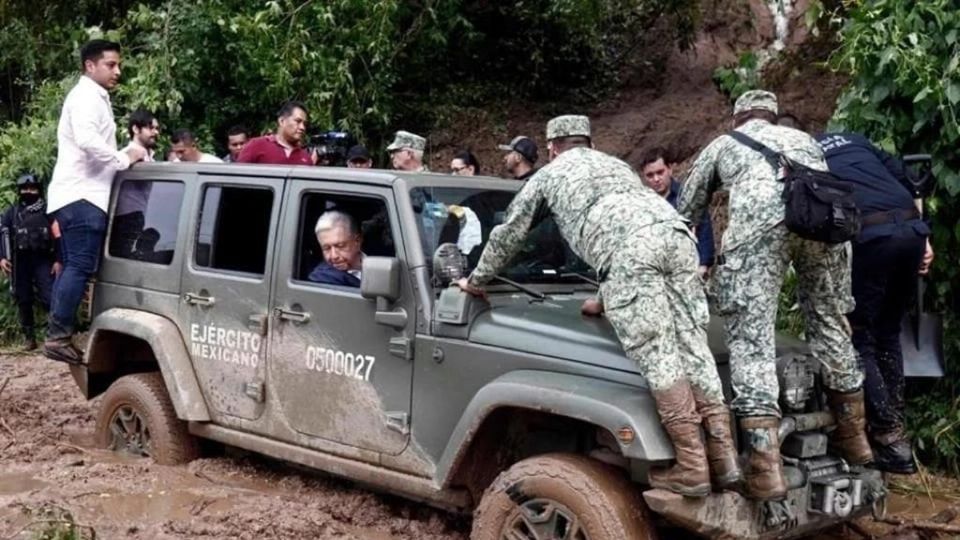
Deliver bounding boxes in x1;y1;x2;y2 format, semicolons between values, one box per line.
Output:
94;372;199;465
471;453;657;540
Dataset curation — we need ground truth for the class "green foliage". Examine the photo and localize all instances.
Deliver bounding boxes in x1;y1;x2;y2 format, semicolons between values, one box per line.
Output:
713;51;762;100
831;0;960;474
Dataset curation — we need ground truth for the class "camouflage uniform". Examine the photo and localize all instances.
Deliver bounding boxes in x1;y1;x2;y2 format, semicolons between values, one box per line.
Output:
468;120;724;401
678;91;863;419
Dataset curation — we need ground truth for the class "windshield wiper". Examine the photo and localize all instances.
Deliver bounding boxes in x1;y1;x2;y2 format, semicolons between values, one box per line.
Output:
493;275;546;300
560;270;599;287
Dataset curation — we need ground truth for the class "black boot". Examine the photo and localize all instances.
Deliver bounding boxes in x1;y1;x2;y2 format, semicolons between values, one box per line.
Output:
871;428;916;474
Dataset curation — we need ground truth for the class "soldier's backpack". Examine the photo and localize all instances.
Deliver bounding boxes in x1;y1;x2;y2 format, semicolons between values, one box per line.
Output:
728;130;861;244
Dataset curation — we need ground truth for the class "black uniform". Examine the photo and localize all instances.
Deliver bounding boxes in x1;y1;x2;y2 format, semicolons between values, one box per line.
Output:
0;198;57;341
818;132;929;458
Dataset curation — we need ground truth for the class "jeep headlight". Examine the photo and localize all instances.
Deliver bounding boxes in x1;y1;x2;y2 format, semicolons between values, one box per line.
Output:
777;354;815;413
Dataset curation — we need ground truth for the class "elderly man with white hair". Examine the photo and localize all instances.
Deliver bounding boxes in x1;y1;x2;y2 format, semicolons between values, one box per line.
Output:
308;210;364;287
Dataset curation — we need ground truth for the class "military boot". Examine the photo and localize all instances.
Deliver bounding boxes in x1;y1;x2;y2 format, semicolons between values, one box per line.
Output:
871;427;916;474
740;416;787;501
827;389;874;465
693;389;742;489
647;380;711;497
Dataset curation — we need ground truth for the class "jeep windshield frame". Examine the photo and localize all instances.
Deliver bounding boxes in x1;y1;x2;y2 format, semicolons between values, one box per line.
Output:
403;177;597;293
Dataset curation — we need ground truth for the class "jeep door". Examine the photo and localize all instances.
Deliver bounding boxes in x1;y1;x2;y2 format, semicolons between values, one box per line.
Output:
268;180;414;455
179;174;284;424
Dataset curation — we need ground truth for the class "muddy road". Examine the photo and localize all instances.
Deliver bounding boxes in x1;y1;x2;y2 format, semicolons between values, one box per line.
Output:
1;353;957;539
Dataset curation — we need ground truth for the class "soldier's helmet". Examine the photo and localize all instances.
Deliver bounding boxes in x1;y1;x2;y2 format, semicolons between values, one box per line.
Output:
546;115;591;141
15;173;42;188
386;130;426;152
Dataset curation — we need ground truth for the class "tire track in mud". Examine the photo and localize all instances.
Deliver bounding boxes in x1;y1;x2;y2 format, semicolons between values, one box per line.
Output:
0;353;469;539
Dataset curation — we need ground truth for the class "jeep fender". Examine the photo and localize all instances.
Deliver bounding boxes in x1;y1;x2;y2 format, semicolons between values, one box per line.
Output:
78;308;210;421
436;370;673;486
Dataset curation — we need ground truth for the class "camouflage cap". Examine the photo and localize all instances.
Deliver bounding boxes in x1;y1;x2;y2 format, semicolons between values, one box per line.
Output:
386;130;426;152
733;90;779;116
545;115;591;141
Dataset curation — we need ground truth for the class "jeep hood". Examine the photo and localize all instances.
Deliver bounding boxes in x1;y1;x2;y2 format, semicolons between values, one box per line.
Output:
467;296;807;373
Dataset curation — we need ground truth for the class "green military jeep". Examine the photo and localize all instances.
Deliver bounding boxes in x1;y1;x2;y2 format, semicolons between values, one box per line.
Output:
68;163;886;539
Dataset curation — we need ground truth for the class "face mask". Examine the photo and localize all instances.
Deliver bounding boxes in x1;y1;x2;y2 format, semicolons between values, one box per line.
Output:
20;193;40;205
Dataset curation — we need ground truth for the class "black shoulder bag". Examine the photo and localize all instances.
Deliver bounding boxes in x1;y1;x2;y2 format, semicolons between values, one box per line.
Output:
728;130;861;244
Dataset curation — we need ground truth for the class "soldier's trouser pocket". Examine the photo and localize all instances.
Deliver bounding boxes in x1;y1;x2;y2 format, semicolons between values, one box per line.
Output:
709;252;745;316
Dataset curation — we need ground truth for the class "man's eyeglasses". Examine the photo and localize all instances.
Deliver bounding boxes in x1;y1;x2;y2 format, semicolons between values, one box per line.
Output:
451;165;467;174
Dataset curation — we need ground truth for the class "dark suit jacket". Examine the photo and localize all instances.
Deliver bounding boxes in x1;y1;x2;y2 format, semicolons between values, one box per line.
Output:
308;262;361;287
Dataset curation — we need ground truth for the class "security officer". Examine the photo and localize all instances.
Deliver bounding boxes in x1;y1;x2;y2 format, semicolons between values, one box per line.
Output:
679;90;872;500
816;132;932;474
0;174;61;350
456;115;741;497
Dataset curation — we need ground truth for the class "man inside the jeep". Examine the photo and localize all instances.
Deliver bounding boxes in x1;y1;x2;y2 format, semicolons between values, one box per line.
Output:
308;210;364;287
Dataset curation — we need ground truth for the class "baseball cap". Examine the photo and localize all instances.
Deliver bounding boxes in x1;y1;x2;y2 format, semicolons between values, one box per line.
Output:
546;115;591;141
497;136;539;164
733;90;779;116
346;144;371;162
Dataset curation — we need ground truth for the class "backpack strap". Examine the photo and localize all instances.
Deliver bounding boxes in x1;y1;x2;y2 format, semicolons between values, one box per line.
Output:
727;130;784;172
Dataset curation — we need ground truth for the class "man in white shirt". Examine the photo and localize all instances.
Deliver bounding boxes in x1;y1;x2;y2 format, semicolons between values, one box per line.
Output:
170;129;223;163
44;39;146;364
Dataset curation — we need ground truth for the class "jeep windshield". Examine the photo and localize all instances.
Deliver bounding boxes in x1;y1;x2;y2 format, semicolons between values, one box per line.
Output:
410;186;596;287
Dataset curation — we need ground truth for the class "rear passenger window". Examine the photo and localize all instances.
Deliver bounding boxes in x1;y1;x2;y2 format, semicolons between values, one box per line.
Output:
195;185;273;275
109;180;185;265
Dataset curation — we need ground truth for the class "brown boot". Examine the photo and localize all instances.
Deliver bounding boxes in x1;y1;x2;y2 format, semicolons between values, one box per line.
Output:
740;416;787;501
693;389;742;489
648;380;711;497
827;389;874;465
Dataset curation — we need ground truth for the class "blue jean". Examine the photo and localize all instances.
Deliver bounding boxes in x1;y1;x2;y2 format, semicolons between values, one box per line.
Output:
47;200;106;339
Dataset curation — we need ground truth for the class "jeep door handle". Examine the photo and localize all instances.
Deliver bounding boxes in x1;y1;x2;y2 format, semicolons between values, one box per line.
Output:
274;307;310;324
184;292;215;307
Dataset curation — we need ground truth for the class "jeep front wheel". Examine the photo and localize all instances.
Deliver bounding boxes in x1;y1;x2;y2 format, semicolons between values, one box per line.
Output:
471;453;657;540
94;372;199;465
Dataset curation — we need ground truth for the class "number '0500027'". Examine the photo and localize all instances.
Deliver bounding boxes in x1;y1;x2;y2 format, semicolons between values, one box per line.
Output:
305;346;376;382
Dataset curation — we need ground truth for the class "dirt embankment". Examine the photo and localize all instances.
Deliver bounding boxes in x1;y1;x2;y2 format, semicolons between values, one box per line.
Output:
425;0;845;177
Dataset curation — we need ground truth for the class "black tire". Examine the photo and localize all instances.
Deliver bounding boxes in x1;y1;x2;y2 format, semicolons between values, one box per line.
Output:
94;372;199;465
471;453;658;540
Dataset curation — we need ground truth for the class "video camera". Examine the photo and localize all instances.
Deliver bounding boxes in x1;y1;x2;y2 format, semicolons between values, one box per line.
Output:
309;130;355;166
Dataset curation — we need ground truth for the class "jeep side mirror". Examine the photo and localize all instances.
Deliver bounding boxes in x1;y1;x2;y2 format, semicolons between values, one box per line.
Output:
361;257;407;329
361;257;402;302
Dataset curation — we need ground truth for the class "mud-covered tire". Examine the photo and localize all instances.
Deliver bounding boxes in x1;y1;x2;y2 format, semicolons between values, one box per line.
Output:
471;453;658;540
94;372;199;465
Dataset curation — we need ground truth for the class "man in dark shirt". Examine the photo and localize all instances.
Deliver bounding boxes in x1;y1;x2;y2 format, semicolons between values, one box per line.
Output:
498;135;539;180
308;210;364;287
641;149;715;277
237;101;314;165
816;131;933;474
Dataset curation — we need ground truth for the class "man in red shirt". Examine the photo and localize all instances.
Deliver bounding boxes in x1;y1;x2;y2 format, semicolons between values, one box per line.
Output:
237;101;314;165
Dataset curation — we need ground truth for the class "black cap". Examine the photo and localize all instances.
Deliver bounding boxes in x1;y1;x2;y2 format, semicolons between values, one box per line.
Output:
346;144;371;163
16;173;41;187
497;136;538;164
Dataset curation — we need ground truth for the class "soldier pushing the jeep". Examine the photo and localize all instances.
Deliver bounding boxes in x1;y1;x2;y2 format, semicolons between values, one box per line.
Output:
0;173;62;351
679;90;873;500
456;114;741;497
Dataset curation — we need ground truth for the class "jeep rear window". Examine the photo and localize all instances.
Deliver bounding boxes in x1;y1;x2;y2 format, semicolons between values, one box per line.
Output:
108;180;185;265
409;187;594;284
195;185;273;275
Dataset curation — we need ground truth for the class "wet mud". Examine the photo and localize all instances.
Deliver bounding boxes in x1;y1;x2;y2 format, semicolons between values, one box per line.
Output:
1;353;957;539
